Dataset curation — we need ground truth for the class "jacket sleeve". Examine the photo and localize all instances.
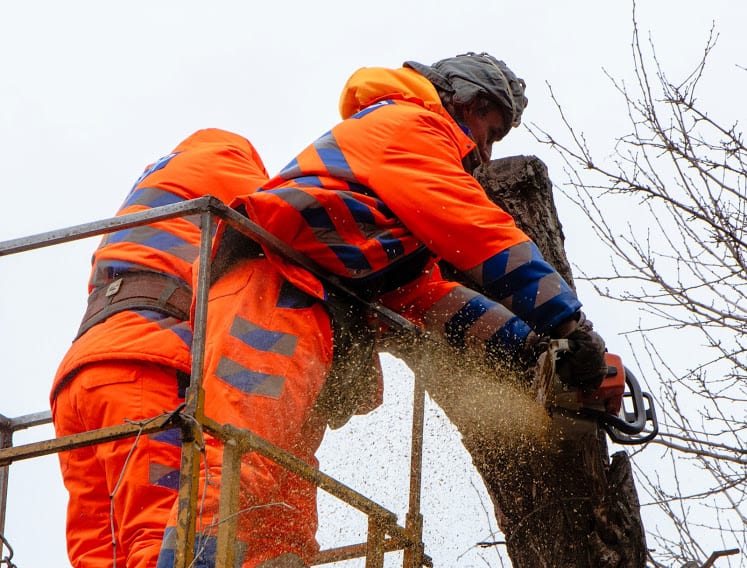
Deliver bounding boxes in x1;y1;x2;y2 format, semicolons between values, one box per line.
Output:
366;110;580;334
380;264;534;359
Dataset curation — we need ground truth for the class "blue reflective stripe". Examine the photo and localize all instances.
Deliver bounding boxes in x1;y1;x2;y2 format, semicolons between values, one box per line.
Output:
341;194;375;224
480;247;524;297
330;243;373;271
301;205;335;229
291;175;325;188
150;428;182;447
90;260;137;286
351;99;395;119
155;528;220;568
278;156;303;180
481;242;581;333
524;292;581;335
276;281;316;309
153;468;180;490
486;317;533;355
132;311;193;346
445;296;491;348
348;181;378;198
149;462;180;490
130;152;178;191
315;131;355;180
375;235;405;260
170;321;194;346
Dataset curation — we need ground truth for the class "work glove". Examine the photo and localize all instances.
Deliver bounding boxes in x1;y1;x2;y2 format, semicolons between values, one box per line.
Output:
555;315;607;391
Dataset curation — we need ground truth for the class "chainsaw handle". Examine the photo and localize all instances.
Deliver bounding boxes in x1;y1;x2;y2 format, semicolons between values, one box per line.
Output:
602;366;659;445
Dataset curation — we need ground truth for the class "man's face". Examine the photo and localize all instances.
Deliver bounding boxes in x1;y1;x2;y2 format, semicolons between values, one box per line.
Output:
462;102;508;165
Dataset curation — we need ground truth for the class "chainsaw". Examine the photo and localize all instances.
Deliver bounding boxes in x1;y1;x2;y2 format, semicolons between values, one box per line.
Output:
534;340;659;445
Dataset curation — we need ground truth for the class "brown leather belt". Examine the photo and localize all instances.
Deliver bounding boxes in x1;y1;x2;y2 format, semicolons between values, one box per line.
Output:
76;272;192;339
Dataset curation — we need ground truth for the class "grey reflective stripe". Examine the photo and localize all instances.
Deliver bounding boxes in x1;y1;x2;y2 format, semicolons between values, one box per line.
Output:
464;264;484;287
111;225;199;264
424;286;481;332
424;285;518;343
463;303;518;342
214;356;285;398
534;272;564;308
275;187;320;214
229;316;299;356
504;241;533;274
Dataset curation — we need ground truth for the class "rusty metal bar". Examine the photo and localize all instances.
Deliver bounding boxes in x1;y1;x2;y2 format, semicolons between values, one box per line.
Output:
312;539;432;567
173;208;215;568
0;408;55;533
0;196;222;257
365;515;387;568
215;437;243;568
701;548;741;567
6;411;51;431
0;415;11;561
211;420;397;526
403;350;426;568
0;411;183;467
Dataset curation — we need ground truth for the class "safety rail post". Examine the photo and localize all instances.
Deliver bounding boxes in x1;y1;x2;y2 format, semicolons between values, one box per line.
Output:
365;515;387;568
403;347;426;568
0;410;54;561
214;436;244;568
0;414;10;561
173;207;216;568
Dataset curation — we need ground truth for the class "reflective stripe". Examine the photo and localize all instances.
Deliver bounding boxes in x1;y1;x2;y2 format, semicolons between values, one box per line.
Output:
215;356;285;397
424;286;530;353
534;272;564;308
276;281;317;309
486;317;533;355
445;296;491;348
230;316;298;356
475;241;581;333
122;186;185;209
425;286;481;332
103;225;198;263
149;462;180;490
313;131;356;180
350;99;395;119
150;429;182;447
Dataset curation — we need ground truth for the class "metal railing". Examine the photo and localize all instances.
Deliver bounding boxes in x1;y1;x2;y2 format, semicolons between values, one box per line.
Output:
0;197;431;567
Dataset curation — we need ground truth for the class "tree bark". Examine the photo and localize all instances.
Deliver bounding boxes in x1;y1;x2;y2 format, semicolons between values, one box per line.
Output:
403;156;648;567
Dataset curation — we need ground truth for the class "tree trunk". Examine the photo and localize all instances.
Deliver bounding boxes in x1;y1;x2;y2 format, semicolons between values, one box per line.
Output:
403;156;648;567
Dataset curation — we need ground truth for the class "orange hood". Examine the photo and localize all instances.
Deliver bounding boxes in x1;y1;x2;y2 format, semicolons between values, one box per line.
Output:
338;66;448;120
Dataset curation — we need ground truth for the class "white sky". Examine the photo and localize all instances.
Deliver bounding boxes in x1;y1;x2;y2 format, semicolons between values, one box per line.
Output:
1;1;745;566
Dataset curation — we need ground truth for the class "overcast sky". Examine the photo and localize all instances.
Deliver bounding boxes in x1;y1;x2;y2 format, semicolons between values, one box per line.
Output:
1;1;745;566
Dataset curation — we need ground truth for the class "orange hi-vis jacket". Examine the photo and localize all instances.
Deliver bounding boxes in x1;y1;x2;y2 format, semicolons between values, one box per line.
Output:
52;129;269;398
236;67;581;356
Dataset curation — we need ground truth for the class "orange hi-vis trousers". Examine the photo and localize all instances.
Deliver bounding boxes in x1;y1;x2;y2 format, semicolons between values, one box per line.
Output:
52;361;183;567
157;257;333;568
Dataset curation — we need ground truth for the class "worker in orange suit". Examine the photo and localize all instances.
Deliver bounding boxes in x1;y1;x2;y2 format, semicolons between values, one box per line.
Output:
156;53;608;568
50;128;270;568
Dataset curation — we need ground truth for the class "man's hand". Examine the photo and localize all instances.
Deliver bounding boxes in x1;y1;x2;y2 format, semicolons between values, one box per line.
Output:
555;317;607;390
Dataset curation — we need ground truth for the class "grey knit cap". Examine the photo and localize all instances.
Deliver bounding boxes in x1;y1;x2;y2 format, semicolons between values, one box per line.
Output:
404;52;528;129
